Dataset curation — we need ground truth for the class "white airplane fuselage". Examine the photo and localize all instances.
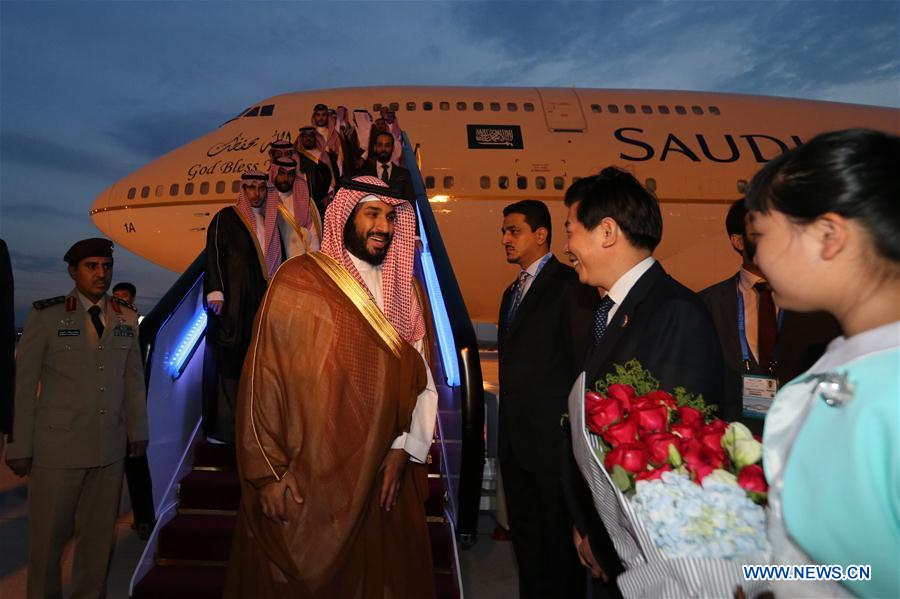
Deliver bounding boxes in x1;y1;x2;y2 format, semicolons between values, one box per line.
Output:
90;86;899;323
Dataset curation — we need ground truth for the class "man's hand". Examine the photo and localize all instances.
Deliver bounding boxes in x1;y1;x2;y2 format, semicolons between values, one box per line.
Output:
7;457;32;478
128;440;148;458
380;448;408;511
208;300;224;315
573;527;608;582
258;471;303;524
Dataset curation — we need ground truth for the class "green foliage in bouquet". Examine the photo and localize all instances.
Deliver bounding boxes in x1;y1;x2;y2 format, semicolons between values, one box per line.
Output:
595;359;717;417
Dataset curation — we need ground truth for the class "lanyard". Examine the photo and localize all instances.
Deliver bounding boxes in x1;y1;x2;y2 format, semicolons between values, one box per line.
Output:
736;274;784;372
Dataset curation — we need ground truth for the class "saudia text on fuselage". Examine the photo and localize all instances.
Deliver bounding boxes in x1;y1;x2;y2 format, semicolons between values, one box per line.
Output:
614;127;803;163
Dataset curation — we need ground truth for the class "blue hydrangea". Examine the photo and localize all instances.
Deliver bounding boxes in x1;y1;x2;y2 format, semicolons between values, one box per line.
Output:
631;471;767;559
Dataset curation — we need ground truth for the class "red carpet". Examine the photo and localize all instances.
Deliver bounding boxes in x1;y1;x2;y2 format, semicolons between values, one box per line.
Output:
132;440;461;598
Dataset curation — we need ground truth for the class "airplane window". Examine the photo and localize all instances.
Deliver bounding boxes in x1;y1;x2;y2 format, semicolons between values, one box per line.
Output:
480;176;490;189
591;104;602;113
373;103;382;112
260;104;274;116
607;104;620;114
553;176;565;190
641;105;652;114
200;182;210;195
457;101;467;111
185;183;194;195
523;103;534;112
658;105;670;114
216;181;225;194
444;176;454;188
140;186;150;199
389;102;400;111
507;102;518;112
624;104;636;114
232;180;241;193
490;102;501;111
535;176;546;190
169;184;179;196
709;106;721;115
406;102;416;111
516;176;527;190
645;178;657;192
423;102;433;111
240;107;256;117
155;185;164;197
425;176;435;189
440;101;450;111
691;105;704;115
675;105;687;115
473;102;484;111
127;187;136;200
244;106;260;117
499;176;509;189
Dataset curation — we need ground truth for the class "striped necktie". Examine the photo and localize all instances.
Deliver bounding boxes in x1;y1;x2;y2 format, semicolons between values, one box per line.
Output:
507;270;529;324
592;295;615;347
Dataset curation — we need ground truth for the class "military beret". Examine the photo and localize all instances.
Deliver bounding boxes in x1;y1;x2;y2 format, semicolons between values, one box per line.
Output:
64;238;113;265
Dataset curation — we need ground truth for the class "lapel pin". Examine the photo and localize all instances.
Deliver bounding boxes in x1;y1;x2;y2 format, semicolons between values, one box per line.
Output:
621;315;630;328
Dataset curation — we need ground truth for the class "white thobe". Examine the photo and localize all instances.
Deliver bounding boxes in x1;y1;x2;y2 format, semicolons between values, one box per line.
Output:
347;253;438;464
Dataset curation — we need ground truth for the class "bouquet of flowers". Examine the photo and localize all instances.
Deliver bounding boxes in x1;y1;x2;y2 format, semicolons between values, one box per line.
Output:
568;361;771;598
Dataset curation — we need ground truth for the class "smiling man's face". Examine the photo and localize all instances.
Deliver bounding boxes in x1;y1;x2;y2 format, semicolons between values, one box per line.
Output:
344;200;397;265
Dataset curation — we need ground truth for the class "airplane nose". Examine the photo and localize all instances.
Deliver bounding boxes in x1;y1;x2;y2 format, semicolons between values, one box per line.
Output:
90;184;113;238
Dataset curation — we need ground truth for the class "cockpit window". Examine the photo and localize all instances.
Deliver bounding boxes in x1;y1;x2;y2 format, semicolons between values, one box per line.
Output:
243;106;260;117
260;104;274;116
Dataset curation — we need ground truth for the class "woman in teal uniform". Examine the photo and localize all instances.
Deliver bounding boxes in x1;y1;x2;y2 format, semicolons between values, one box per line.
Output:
745;128;899;598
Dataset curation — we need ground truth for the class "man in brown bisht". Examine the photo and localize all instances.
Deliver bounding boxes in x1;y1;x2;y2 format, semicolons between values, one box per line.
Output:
225;175;438;598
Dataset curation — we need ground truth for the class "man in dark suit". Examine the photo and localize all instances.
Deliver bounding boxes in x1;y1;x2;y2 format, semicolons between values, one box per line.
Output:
699;199;840;427
497;200;595;599
560;167;724;596
355;131;415;202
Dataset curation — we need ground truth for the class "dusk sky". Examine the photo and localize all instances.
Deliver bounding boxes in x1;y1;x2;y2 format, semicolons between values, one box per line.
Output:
1;0;898;324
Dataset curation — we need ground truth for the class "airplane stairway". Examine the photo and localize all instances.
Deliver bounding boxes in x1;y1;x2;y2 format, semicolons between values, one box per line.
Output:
132;438;459;598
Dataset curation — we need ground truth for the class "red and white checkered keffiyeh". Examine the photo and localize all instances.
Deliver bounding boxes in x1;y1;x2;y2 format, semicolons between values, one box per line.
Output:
235;171;281;278
268;158;313;229
320;176;425;343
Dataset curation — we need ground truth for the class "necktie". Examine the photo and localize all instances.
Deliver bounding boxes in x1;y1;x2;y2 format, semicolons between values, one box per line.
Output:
506;270;529;324
88;305;104;338
755;281;777;369
380;163;390;184
592;295;615;347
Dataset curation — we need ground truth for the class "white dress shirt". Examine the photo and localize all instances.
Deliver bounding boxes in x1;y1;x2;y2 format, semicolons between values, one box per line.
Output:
516;252;553;300
737;267;781;363
347;253;438;463
376;161;393;182
604;256;656;325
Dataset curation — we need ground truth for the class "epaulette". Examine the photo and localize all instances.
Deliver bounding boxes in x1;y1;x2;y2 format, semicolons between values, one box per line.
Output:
111;296;137;312
32;296;66;310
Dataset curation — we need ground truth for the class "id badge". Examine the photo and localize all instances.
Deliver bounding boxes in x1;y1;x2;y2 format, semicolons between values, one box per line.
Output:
742;374;778;419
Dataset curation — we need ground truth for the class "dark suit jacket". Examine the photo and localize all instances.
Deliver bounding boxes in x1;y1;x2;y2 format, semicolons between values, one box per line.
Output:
699;274;841;422
563;261;723;587
497;256;595;473
0;239;13;434
356;160;415;203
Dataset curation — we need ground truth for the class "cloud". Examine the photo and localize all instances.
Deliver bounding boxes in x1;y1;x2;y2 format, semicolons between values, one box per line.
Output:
0;130;132;179
1;203;81;220
8;249;60;273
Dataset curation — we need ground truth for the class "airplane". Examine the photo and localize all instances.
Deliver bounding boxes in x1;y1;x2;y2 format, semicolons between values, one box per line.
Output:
90;86;899;327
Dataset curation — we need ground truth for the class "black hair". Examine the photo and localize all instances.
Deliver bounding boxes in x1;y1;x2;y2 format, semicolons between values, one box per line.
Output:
746;128;900;263
503;199;552;246
112;282;136;296
373;131;394;145
563;166;662;251
725;199;747;237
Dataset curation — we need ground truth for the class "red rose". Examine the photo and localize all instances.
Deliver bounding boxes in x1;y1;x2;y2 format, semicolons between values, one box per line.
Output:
632;405;669;434
604;442;648;474
607;384;635;411
700;427;727;455
644;434;681;466
681;438;724;472
585;391;604;412
677;406;704;427
688;459;716;483
636;464;672;481
738;464;768;493
670;423;698;439
602;418;639;447
630;398;656;412
705;418;729;433
641;390;677;410
586;397;623;434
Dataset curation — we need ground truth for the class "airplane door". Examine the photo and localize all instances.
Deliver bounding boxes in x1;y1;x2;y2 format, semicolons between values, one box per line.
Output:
537;88;587;132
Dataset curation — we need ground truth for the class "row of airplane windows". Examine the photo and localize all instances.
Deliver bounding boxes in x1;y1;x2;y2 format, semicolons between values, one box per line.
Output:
126;173;582;200
372;100;721;116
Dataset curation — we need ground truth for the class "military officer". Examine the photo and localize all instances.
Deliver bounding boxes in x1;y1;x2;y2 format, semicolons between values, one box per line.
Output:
5;238;148;599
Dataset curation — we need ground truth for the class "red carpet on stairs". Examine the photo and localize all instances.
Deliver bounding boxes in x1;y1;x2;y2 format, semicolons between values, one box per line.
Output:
132;439;461;598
